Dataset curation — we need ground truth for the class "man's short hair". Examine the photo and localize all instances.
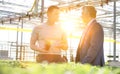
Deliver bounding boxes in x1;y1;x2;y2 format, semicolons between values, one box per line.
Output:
82;5;97;18
47;5;59;14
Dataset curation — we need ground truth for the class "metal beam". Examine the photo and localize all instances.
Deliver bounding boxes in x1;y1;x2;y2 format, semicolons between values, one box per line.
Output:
0;1;29;8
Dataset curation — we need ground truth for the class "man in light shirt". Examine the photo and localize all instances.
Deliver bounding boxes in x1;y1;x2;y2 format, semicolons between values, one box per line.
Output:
30;5;68;63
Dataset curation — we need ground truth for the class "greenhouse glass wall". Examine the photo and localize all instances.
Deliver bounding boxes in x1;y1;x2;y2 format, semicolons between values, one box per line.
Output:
0;0;120;63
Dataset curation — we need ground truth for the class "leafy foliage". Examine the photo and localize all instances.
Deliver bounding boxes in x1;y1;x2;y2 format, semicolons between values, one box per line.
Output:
0;60;120;74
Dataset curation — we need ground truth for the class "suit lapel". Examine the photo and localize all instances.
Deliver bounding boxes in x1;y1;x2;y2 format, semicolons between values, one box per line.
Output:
76;20;97;62
79;22;95;48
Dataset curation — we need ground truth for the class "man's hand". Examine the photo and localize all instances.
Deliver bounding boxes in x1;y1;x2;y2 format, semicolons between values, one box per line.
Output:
51;41;68;50
52;41;63;48
36;46;49;53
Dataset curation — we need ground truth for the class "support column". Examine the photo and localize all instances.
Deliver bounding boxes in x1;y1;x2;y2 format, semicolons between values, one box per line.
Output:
41;0;44;22
113;0;116;61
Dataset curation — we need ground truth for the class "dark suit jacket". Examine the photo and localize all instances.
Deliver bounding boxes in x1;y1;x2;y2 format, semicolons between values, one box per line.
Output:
75;19;105;66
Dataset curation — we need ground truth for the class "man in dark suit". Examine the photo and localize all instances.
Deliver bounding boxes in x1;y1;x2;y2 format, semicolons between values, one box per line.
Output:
75;5;105;66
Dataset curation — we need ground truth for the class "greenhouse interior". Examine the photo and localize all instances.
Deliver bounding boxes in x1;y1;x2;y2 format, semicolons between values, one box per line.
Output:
0;0;120;74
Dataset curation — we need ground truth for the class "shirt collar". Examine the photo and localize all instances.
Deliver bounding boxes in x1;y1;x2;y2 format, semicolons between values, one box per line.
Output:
87;18;96;26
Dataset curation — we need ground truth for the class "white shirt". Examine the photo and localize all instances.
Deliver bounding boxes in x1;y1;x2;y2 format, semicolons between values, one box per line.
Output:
31;22;67;54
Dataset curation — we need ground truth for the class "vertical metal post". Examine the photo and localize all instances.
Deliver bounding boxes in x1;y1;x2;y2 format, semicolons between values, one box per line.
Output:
20;18;23;60
34;0;39;14
16;24;19;60
70;33;74;62
41;0;44;22
113;0;116;61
